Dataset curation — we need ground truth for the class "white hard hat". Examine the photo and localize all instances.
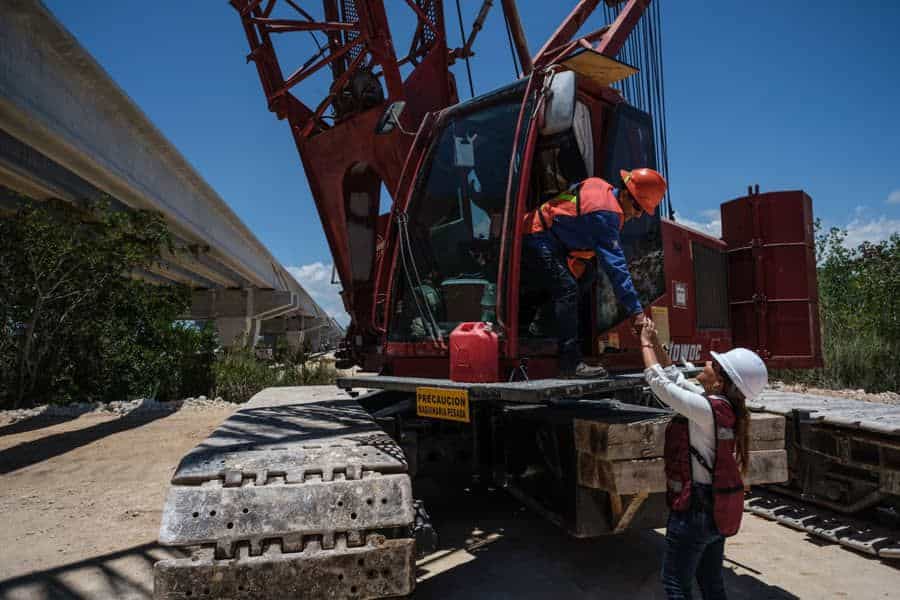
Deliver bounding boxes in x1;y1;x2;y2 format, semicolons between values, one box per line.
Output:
710;348;768;401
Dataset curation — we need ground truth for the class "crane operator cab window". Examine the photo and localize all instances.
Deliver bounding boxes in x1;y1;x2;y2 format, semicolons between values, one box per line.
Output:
388;97;521;342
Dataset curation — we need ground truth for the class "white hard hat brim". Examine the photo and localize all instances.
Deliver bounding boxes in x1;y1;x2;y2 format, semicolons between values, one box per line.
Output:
710;350;754;401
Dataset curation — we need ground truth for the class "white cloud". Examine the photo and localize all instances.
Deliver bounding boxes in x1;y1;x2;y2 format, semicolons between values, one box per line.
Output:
671;212;722;238
671;207;899;248
287;262;350;326
886;189;900;205
843;216;900;248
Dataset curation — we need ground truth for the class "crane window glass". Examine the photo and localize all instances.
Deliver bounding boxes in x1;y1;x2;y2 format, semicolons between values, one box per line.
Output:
389;98;521;342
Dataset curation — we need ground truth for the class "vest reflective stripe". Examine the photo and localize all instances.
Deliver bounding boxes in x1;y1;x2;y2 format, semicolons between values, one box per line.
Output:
522;177;624;236
535;192;577;233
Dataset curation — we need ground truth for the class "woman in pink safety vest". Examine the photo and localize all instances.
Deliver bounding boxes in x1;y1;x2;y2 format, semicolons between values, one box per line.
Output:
640;319;768;600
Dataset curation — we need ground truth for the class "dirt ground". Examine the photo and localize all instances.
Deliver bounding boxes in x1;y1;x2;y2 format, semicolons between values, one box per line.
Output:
0;407;897;599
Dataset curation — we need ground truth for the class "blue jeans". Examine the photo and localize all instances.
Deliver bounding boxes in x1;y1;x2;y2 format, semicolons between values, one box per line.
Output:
522;237;595;374
661;485;727;599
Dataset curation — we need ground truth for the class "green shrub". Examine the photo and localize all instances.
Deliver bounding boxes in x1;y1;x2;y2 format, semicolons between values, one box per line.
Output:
153;321;218;401
212;344;337;403
775;226;900;393
0;197;210;407
0;197;336;407
211;346;278;403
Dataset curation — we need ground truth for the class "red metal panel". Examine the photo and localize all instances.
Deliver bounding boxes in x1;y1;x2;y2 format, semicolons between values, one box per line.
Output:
230;0;457;337
721;191;823;368
597;220;731;372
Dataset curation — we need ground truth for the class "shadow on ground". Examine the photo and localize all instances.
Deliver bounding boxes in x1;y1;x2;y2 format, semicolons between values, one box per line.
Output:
413;485;799;599
0;414;81;438
0;543;182;600
0;412;172;474
0;486;800;600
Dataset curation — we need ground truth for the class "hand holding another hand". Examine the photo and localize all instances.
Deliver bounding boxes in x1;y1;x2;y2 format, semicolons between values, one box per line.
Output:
640;318;658;346
631;312;646;335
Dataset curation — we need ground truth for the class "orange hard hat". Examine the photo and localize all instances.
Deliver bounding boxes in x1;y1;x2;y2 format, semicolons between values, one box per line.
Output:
620;168;667;214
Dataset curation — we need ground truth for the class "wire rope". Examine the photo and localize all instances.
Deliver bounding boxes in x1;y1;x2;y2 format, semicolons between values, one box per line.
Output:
503;8;522;77
455;0;476;97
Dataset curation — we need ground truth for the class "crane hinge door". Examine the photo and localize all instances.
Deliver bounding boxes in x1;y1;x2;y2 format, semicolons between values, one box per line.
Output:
720;190;823;369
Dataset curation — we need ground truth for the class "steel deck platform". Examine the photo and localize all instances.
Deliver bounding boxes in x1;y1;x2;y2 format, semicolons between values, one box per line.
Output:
749;390;900;435
336;373;649;403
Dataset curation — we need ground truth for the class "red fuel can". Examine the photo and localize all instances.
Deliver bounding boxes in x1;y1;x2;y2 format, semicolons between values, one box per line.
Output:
449;322;500;383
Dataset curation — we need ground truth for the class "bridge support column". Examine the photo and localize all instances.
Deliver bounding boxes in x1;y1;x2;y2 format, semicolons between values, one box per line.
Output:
190;288;299;348
214;316;257;347
284;313;306;350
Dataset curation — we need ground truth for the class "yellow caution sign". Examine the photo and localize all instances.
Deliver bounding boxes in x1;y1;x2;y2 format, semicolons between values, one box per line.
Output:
416;387;470;423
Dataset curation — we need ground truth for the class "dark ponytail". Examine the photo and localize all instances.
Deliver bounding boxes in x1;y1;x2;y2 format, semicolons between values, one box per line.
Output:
723;377;750;477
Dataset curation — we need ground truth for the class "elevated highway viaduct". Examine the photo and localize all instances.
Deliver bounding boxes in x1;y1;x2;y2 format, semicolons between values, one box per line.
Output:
0;0;342;351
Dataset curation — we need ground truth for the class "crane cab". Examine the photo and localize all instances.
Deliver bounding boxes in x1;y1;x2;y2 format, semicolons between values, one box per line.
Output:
375;53;667;379
372;49;820;380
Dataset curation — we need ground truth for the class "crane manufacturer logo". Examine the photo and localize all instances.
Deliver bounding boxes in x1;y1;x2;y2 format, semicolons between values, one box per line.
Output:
668;343;702;362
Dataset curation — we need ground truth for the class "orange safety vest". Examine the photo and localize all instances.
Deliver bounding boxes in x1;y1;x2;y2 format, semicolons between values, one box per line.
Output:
522;178;624;278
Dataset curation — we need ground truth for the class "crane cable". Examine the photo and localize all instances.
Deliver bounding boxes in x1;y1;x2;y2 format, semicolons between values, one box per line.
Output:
395;212;441;343
455;0;476;98
502;9;522;77
602;1;672;218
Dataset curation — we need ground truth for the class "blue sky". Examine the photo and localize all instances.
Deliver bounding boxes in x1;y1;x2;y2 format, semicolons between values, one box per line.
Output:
44;1;900;322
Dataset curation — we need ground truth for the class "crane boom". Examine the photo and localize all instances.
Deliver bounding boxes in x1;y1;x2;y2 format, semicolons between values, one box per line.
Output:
228;1;651;339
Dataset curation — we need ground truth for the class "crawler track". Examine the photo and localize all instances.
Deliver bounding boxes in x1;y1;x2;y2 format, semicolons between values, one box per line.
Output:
744;389;900;561
746;488;900;560
154;387;417;600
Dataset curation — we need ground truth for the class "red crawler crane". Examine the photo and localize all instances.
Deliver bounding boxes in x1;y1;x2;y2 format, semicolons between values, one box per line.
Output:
229;0;820;377
152;4;825;598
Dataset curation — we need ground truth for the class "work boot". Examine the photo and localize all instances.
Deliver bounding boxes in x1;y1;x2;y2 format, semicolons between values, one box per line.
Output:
561;362;608;379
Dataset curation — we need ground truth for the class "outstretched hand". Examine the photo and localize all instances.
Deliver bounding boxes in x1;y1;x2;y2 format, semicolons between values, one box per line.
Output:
631;312;647;335
640;318;658;346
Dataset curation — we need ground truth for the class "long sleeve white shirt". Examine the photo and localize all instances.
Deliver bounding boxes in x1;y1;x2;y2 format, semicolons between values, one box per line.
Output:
644;364;716;484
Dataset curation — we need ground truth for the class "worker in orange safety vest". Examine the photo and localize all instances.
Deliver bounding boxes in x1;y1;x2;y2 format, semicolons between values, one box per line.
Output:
522;165;667;378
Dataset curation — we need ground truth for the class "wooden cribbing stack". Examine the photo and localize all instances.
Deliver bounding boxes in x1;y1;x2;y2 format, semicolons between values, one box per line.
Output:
574;412;788;532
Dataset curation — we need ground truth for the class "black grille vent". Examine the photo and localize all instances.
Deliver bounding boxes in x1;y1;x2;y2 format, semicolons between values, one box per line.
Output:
692;242;729;330
340;1;362;61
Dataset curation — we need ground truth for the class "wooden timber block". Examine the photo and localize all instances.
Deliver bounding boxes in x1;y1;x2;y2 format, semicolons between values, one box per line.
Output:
746;449;788;485
748;412;786;451
578;448;788;492
577;453;667;494
575;412;785;459
573;418;669;460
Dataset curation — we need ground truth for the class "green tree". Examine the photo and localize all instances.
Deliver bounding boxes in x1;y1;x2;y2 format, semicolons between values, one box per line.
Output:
0;197;209;407
782;223;900;392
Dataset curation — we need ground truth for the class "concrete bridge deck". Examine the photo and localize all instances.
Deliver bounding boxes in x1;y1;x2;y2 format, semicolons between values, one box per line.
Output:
0;0;341;348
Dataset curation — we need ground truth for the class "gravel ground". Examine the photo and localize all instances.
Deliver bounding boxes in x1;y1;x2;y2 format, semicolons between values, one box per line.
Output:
1;391;898;599
2;376;896;428
0;395;235;426
771;381;900;405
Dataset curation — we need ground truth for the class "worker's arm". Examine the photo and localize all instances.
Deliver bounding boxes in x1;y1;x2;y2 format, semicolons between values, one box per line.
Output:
663;365;707;395
587;212;643;315
644;365;714;426
641;321;713;426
